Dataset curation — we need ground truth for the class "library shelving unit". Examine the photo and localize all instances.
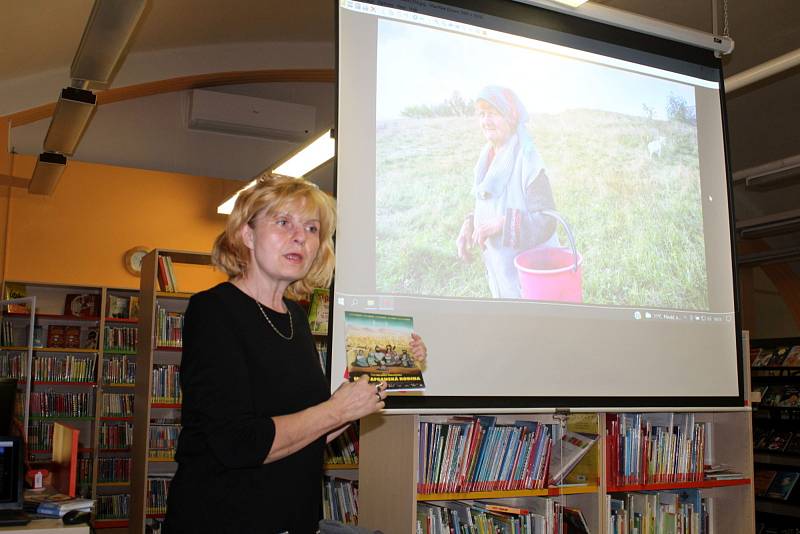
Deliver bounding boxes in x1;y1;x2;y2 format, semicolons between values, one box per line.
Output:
0;282;107;498
750;336;800;529
92;286;140;529
0;281;144;523
128;249;212;534
357;407;754;533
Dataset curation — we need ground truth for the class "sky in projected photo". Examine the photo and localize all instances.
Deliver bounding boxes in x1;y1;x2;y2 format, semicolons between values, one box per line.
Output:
375;20;696;121
375;18;709;311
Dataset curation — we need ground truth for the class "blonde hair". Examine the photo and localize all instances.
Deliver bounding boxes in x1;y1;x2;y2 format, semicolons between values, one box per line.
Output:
212;173;336;300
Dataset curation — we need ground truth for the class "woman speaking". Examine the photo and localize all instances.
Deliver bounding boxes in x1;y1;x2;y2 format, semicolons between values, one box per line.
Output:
164;174;426;533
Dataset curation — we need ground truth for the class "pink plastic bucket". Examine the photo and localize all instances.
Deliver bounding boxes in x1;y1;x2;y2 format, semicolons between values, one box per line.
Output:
514;247;583;302
514;211;583;303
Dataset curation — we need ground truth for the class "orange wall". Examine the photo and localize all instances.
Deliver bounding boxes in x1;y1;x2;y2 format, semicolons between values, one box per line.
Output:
4;155;235;292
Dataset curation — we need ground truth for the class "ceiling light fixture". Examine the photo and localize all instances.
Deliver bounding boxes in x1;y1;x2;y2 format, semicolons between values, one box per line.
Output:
71;0;150;88
217;130;335;215
29;153;67;195
43;87;97;156
548;0;589;7
273;130;336;178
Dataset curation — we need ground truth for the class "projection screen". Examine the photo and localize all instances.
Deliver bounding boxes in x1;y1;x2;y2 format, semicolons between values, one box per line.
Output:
332;0;743;410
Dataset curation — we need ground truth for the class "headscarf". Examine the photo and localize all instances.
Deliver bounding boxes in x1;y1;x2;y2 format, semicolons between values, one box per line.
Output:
476;85;534;151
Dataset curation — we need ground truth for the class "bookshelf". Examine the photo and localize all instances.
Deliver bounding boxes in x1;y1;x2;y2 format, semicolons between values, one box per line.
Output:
357;408;754;533
128;249;212;534
750;337;800;529
0;281;149;526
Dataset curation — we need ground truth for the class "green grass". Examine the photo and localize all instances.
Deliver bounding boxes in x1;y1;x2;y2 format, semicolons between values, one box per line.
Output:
375;110;708;310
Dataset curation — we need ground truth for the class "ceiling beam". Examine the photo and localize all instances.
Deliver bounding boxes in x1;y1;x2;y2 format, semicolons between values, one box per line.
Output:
2;69;335;128
0;174;29;189
737;208;800;239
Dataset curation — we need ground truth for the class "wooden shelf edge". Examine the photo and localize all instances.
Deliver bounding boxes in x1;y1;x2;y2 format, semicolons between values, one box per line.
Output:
607;478;751;492
325;463;359;470
417;484;599;501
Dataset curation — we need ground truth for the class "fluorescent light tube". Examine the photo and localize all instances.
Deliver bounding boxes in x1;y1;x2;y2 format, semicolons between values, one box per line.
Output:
217;180;257;215
273;130;335;178
217;130;335;215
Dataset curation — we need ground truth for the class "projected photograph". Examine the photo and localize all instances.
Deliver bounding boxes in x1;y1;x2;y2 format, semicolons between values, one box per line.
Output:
375;19;709;310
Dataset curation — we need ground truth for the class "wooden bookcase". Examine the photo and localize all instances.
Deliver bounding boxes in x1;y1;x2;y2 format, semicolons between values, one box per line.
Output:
128;249;212;534
0;281;142;519
358;408;754;533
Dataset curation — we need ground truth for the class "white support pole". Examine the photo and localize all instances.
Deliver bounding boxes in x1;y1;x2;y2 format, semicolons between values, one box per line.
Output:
725;48;800;92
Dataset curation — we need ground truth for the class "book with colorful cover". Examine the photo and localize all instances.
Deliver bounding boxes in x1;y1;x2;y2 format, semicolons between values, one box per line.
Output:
765;471;800;500
128;296;140;319
776;387;800;407
768;346;792;367
3;282;29;313
345;311;424;391
752;349;775;367
783;346;800;367
308;288;330;336
64;294;99;318
548;431;599;485
765;431;793;452
107;295;130;319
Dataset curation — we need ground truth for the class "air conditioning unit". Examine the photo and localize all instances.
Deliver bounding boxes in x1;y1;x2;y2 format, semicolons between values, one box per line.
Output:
188;89;316;142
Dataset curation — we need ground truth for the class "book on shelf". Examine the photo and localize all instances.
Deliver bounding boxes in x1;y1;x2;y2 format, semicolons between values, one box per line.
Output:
308;288;330;336
548;430;598;485
157;256;179;292
83;327;98;349
24;493;93;518
752;349;775;367
63;294;99;318
783;346;800;367
764;471;800;500
765;431;793;452
4;283;29;313
769;346;792;367
25;324;44;347
46;325;66;348
128;296;140;319
754;469;778;497
608;489;709;534
417;497;583;534
107;295;130;319
63;326;81;348
344;311;425;392
703;464;744;480
784;433;800;455
417;416;553;494
606;413;705;486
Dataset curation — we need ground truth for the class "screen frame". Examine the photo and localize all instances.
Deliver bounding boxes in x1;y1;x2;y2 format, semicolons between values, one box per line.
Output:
332;0;745;411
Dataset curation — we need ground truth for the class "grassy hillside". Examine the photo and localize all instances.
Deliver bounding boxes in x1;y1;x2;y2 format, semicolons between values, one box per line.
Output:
375;109;708;310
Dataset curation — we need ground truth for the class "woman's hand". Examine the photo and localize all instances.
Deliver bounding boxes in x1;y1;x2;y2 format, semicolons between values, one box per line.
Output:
456;217;474;261
328;375;387;424
472;215;505;249
410;333;427;364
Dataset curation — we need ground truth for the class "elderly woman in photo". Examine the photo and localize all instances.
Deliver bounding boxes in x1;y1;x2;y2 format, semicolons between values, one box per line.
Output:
456;85;558;298
164;175;426;533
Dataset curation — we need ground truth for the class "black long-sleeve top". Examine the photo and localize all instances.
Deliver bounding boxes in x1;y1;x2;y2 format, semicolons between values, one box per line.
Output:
164;282;330;534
